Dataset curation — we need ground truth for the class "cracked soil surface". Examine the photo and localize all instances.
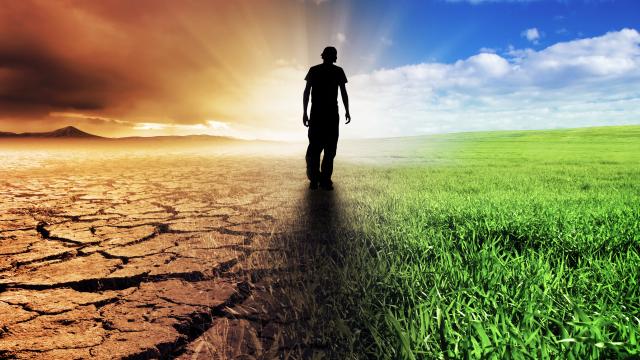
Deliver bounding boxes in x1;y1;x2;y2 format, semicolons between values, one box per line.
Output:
1;145;332;359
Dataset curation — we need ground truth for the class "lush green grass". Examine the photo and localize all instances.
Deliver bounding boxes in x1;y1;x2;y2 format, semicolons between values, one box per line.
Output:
322;126;640;359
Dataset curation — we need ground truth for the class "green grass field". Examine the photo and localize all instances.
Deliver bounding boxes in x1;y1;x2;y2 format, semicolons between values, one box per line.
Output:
318;126;640;359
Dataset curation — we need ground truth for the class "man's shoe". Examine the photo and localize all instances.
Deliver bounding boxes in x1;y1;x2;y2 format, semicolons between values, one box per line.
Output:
320;181;333;191
309;181;318;190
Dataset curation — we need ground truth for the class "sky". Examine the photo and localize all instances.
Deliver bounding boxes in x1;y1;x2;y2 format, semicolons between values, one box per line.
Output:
1;0;639;139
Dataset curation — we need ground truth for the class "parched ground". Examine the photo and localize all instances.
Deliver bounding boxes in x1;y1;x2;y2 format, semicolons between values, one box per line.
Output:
0;147;338;359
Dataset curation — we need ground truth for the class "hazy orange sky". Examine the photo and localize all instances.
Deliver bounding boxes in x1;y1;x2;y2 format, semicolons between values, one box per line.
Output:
2;1;639;139
0;0;378;139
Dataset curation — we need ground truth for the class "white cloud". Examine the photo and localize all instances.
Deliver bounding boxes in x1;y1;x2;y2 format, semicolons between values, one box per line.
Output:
230;29;640;140
341;28;640;138
522;28;541;43
131;120;245;138
336;32;347;44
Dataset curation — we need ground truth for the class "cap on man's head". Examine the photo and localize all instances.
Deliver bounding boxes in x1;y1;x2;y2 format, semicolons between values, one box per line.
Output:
321;46;337;58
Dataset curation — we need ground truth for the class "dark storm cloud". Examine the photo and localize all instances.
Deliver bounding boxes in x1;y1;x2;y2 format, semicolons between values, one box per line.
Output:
0;0;279;133
0;44;111;114
0;0;351;136
0;1;148;122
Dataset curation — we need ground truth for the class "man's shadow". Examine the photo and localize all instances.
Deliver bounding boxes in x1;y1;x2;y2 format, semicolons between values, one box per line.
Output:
301;188;340;247
268;186;351;356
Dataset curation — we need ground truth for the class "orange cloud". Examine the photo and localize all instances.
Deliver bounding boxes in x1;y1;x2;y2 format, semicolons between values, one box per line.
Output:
0;0;356;137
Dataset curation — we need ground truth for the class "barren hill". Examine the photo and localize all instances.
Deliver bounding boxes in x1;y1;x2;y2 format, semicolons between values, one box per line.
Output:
0;126;102;138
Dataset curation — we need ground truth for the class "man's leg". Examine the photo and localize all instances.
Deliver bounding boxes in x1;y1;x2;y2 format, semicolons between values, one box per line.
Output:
320;135;338;188
305;129;322;187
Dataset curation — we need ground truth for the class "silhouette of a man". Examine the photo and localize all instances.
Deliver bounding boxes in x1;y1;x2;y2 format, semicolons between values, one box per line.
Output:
303;46;350;190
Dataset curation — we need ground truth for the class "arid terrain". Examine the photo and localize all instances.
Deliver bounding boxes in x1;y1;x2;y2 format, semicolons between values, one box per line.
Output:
0;141;336;359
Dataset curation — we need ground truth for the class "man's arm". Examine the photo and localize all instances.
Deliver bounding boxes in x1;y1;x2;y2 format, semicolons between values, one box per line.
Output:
303;81;311;127
340;83;351;124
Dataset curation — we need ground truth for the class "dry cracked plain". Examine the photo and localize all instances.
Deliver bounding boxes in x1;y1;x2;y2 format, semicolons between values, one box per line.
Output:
0;148;334;359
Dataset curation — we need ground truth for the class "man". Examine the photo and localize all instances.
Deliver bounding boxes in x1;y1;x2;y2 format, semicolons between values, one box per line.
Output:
303;46;351;191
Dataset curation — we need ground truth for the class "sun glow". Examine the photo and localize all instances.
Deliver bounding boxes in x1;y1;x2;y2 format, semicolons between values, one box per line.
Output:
1;1;385;139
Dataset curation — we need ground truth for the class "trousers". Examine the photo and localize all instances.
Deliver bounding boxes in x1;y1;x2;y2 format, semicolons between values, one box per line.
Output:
305;109;339;184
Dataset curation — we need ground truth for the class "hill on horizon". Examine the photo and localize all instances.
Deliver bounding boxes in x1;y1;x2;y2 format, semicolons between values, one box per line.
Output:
0;126;251;142
0;126;102;138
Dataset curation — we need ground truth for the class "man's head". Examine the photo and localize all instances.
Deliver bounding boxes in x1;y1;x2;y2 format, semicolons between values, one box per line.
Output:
321;46;337;63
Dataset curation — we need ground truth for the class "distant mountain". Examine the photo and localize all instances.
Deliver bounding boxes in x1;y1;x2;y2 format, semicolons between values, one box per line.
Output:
47;126;100;138
0;126;257;142
0;126;102;138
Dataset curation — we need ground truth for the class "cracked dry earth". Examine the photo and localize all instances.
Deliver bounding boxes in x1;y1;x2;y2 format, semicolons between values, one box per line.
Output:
0;149;330;359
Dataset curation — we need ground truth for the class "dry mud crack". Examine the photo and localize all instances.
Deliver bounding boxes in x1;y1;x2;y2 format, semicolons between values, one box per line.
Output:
0;154;330;359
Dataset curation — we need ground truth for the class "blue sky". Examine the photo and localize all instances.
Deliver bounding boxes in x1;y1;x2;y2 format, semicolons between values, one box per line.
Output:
336;0;640;69
282;0;640;139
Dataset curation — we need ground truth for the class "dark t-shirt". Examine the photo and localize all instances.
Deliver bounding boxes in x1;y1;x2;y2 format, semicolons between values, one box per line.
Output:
305;63;348;110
